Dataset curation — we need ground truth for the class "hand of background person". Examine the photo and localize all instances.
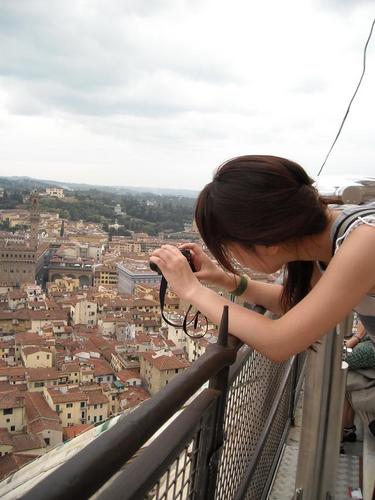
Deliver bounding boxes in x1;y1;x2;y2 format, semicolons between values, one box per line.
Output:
346;320;366;349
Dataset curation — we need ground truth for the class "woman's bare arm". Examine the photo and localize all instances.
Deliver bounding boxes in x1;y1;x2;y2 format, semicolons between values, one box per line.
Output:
152;225;375;362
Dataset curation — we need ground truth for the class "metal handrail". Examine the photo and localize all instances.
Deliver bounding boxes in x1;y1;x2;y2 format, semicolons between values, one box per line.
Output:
22;304;300;500
95;388;221;500
23;308;238;500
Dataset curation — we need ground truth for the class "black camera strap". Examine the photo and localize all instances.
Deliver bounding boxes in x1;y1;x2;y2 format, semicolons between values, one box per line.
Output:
158;276;208;339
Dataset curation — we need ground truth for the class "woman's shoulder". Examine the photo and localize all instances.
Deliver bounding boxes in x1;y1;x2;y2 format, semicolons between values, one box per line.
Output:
332;204;375;253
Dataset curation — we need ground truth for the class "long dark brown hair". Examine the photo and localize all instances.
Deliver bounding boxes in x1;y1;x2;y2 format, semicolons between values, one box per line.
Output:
195;155;329;311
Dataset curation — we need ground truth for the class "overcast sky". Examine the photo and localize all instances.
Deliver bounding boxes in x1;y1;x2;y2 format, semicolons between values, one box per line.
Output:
0;0;374;190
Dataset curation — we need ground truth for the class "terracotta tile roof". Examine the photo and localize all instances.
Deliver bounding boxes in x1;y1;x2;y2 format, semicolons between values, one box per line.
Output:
117;369;141;383
15;332;44;345
0;367;27;381
0;391;25;410
0;428;13;446
28;418;62;434
141;352;190;371
120;387;150;409
28;309;68;321
89;359;114;377
63;424;93;441
25;392;60;422
11;432;46;453
60;362;80;373
26;368;63;382
135;332;152;344
22;346;52;356
8;291;27;300
46;387;88;404
0;381;19;393
0;454;37;481
83;389;109;406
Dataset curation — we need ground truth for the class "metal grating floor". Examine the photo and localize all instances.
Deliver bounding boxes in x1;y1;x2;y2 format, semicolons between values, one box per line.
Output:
268;444;360;500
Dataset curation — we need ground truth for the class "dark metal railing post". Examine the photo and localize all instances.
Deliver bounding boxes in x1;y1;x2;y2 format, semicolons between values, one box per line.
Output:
194;305;231;500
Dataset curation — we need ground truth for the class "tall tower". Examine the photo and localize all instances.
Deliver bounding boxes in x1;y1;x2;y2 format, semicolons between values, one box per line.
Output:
29;192;40;250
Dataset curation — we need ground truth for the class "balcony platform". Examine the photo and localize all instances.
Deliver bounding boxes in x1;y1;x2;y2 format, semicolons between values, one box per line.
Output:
269;445;360;499
269;391;362;499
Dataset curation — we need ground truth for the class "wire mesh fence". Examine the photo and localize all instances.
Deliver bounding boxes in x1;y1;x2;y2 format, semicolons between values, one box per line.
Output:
145;435;199;500
215;350;292;500
22;306;304;500
138;350;299;500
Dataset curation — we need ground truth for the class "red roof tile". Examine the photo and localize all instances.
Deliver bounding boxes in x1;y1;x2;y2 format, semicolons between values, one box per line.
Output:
0;453;37;481
141;351;190;371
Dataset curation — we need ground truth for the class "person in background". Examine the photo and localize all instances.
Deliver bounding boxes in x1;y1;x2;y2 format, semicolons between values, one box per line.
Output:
343;320;375;444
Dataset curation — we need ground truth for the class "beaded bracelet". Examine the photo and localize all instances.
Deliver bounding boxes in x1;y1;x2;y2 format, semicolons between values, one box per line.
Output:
230;274;248;296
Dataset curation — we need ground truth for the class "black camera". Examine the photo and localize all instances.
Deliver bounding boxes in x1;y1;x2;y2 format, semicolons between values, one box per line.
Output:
150;248;195;275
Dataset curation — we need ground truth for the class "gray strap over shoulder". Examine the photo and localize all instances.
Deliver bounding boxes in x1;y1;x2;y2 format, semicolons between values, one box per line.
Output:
332;205;375;255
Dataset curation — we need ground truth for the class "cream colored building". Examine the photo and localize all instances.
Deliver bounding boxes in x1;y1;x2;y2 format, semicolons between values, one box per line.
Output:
26;368;69;392
186;330;218;363
94;264;118;286
47;277;80;293
46;188;64;198
166;320;189;354
0;428;46;457
108;239;141;255
0;392;26;432
25;392;63;449
72;299;97;326
44;387;88;428
21;347;53;369
0;339;15;365
84;389;109;424
140;351;190;396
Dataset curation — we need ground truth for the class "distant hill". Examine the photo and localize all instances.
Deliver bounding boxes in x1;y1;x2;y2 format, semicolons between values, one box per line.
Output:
0;176;199;199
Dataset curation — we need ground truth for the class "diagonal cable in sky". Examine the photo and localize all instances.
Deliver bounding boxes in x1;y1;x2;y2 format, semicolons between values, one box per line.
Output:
317;17;375;177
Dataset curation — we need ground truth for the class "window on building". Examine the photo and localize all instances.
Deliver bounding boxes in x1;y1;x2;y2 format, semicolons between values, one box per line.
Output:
66;403;73;408
10;426;15;432
56;405;60;412
67;413;71;419
94;404;97;409
44;438;50;446
3;408;13;415
80;402;85;408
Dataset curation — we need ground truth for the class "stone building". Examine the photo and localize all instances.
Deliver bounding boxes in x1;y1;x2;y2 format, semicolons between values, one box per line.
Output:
0;193;42;289
117;260;161;295
139;350;190;396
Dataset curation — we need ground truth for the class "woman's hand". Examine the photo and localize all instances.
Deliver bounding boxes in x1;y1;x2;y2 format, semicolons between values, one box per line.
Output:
150;245;203;301
179;243;234;289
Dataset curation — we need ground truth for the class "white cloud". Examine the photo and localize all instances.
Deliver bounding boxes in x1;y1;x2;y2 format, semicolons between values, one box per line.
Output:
0;0;374;189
